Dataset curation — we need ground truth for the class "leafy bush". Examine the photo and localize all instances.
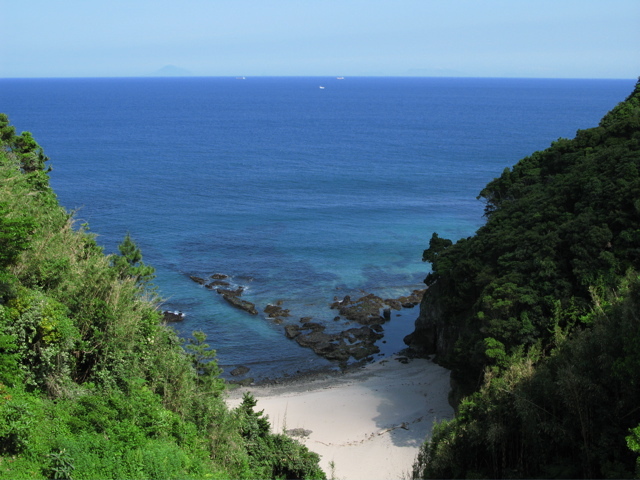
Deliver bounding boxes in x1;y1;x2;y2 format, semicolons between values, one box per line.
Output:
236;393;326;480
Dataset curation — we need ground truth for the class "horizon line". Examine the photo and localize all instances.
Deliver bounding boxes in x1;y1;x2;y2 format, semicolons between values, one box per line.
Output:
1;74;636;81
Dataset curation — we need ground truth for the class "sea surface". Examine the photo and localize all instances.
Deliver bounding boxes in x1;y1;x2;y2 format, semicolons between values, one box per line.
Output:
0;76;634;380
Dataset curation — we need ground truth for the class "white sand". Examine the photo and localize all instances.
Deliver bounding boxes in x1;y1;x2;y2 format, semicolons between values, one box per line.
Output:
226;356;453;480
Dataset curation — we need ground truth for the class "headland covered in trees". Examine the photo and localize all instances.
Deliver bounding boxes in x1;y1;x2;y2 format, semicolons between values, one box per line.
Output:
406;78;640;478
0;114;324;478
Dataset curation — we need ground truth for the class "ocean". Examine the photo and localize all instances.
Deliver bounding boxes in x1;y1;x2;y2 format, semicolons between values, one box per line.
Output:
0;76;634;380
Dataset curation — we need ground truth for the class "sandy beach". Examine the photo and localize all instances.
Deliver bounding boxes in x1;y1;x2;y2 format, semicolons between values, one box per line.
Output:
226;355;453;480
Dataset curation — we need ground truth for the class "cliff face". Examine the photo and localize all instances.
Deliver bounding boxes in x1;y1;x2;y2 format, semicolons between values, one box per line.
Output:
403;281;448;356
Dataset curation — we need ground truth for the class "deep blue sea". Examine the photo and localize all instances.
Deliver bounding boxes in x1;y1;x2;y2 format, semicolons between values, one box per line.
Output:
0;76;634;380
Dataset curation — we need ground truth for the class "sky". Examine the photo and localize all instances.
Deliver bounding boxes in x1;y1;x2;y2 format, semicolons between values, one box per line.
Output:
1;0;638;79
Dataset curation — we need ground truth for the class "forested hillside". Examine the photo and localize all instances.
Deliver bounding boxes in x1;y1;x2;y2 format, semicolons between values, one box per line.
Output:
0;114;325;479
409;80;640;478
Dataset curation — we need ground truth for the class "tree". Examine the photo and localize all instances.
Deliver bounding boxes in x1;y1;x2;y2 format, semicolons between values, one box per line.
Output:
183;330;224;394
0;204;35;268
110;233;155;288
0;114;16;145
12;132;49;174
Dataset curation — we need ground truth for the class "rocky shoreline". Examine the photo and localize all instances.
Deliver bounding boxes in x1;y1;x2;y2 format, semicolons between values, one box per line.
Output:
177;272;425;385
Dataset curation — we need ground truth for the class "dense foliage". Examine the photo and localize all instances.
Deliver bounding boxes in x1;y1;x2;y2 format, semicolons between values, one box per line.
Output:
0;113;324;479
413;80;640;478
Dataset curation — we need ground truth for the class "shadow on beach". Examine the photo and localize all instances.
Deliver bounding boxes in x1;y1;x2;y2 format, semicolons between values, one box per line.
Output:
367;357;453;448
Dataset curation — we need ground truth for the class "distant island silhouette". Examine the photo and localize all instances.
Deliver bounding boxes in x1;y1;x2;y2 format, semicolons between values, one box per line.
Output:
149;65;193;76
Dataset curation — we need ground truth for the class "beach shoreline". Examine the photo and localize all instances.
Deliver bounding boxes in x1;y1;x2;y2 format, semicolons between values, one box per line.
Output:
226;354;453;480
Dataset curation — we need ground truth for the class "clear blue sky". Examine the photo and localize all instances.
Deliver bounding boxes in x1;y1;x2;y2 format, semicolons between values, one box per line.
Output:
2;0;638;78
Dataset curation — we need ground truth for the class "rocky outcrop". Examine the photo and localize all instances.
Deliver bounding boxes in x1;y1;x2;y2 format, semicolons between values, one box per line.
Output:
287;321;384;364
189;275;207;285
216;286;244;297
264;303;290;321
222;294;258;315
230;365;250;376
395;289;426;308
403;282;456;359
330;293;386;325
189;271;259;316
293;330;350;362
383;298;402;310
284;324;301;339
343;326;382;344
274;290;428;364
162;310;185;322
191;269;433;364
330;290;425;326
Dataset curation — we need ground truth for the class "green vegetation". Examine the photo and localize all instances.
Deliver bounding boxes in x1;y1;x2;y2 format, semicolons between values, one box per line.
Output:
0;112;324;479
412;80;640;478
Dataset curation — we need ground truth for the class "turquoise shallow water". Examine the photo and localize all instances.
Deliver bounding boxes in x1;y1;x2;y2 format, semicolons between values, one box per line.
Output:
0;76;634;379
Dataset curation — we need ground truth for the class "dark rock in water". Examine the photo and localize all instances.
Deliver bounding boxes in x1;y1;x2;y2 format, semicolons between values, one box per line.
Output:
284;313;386;363
263;304;278;316
314;342;351;362
330;289;426;324
348;343;380;360
162;310;185;322
230;365;250;376
331;293;387;325
330;295;351;308
357;315;386;326
299;322;325;333
295;330;337;348
216;286;244;297
264;304;291;318
291;329;356;362
384;298;402;310
397;289;426;308
189;275;207;285
221;294;258;315
207;280;230;288
342;326;383;344
300;316;313;323
211;273;228;279
284;324;301;339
